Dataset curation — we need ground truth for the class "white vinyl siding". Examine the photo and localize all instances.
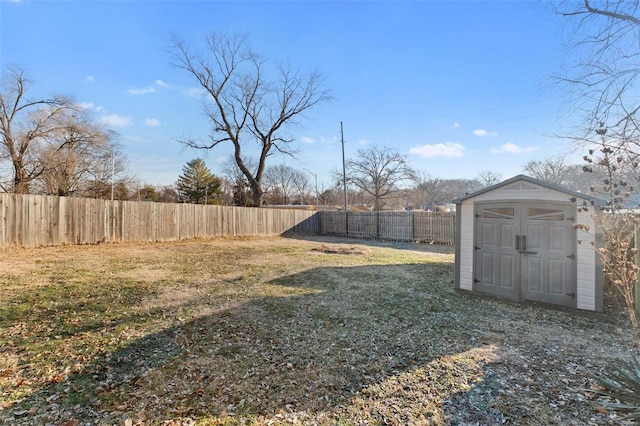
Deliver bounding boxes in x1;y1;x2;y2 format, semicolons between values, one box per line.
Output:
576;209;596;310
458;201;474;290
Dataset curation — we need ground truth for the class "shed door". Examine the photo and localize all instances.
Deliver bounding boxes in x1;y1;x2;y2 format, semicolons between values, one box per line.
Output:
474;202;575;307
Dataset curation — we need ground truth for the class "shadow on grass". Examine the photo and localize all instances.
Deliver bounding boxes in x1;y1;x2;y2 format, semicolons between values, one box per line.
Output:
3;256;608;425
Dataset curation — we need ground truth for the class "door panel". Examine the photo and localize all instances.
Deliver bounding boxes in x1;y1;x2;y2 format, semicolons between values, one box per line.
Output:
499;254;515;286
500;223;514;246
548;259;565;294
526;257;543;293
520;204;574;306
475;204;519;299
548;225;565;251
481;252;495;286
475;202;575;307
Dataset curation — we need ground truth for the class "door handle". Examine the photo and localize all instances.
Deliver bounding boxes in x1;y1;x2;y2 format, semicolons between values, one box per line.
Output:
517;235;537;255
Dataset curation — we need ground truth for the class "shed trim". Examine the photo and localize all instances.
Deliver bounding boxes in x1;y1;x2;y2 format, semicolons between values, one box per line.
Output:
453;174;605;206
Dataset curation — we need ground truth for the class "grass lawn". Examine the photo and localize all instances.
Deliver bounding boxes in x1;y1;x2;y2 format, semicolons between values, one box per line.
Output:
0;235;636;425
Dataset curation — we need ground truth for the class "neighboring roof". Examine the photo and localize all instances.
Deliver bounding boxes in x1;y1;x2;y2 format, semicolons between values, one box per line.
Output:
452;174;607;206
624;194;640;209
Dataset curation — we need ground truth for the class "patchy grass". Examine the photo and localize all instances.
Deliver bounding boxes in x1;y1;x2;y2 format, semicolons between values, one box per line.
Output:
0;236;636;425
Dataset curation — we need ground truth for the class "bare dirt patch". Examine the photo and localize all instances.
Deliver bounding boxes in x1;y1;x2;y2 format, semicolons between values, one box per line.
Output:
311;244;370;255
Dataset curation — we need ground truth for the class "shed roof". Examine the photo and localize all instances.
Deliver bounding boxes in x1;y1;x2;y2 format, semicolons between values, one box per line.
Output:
452;174;606;206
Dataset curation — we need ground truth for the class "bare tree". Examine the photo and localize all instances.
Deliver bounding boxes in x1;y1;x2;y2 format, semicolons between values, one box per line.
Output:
555;5;640;410
221;155;255;206
555;1;639;162
77;148;130;199
0;68;77;193
405;171;440;210
170;32;331;207
407;172;480;210
263;164;307;204
344;146;416;211
477;170;503;187
318;185;341;206
293;175;312;205
32;108;124;196
157;185;180;203
522;155;574;186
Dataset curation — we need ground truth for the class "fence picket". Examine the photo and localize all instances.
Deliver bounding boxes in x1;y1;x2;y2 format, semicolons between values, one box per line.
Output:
0;193;456;247
317;210;455;244
0;194;321;247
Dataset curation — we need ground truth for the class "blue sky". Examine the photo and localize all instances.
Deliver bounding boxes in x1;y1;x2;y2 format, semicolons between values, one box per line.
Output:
1;0;579;187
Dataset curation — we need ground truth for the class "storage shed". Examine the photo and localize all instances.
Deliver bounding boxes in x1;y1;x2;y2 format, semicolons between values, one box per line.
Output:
453;175;603;311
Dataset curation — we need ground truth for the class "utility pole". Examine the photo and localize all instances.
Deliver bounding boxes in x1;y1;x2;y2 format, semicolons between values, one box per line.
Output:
341;121;347;212
110;155;115;242
111;155;115;201
341;121;348;235
303;168;318;206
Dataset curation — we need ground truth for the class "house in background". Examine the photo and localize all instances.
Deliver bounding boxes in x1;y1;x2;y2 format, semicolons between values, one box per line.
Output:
453;175;605;312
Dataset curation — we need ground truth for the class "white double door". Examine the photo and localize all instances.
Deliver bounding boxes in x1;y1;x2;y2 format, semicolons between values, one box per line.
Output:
474;202;575;307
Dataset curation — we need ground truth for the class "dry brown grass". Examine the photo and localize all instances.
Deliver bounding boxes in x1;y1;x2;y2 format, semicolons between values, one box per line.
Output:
0;236;636;425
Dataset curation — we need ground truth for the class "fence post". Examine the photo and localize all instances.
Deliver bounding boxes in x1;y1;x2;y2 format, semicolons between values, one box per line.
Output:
345;210;348;237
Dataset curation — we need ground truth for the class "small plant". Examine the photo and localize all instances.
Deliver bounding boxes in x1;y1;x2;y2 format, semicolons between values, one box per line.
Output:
580;130;640;336
580;127;640;421
593;355;640;421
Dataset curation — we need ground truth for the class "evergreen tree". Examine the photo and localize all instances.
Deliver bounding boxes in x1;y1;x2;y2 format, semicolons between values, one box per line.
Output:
176;159;222;204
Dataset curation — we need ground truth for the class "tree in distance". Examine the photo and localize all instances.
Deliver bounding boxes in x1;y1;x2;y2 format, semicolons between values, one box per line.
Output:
34;107;128;197
170;32;331;207
0;67;131;196
263;164;309;205
343;146;416;211
0;67;76;193
176;158;222;204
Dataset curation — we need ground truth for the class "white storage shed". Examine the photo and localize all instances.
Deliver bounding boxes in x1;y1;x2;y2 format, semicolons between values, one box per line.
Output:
453;175;604;311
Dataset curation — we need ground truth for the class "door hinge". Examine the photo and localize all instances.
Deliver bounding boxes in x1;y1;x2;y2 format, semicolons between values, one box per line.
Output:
566;216;575;221
475;213;481;218
566;254;575;260
566;292;576;298
475;246;481;250
474;278;480;283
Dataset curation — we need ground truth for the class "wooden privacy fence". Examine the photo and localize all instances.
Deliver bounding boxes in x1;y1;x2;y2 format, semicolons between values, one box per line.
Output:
0;194;456;247
317;211;455;244
0;193;318;247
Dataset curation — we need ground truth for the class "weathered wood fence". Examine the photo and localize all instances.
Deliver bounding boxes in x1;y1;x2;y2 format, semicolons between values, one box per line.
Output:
0;194;318;247
317;211;455;244
0;194;456;247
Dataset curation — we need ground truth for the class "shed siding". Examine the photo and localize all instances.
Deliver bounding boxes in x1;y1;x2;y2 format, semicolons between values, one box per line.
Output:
576;209;596;310
458;200;475;291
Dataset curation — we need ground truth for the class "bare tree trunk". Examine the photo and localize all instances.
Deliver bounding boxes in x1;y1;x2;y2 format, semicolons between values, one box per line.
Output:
13;160;29;194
